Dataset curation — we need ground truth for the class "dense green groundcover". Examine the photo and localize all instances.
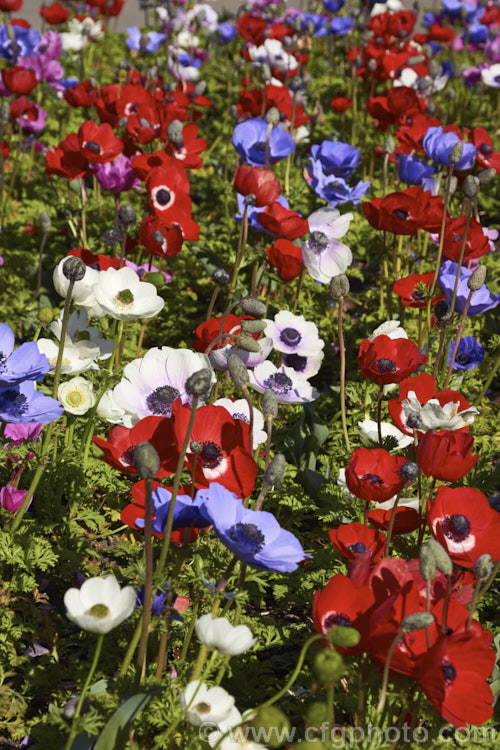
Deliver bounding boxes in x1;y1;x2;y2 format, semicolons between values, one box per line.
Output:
0;14;499;750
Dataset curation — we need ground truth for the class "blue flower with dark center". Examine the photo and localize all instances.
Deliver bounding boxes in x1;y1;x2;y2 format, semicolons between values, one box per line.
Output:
134;487;207;535
307;156;370;207
0;381;62;424
438;260;500;316
397;154;436;193
423;127;477;171
197;483;306;572
0;324;51;387
232;118;295;167
447;336;484;370
310;141;361;179
0;25;41;62
328;17;354;36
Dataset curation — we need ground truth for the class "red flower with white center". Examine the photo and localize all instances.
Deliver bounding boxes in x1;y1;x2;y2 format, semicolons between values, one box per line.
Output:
2;66;37;95
131;150;172;181
329;522;386;563
313;573;375;654
44;133;94;181
92;416;178;477
417;430;478;482
139;216;183;258
78;121;123;163
442;216;490;263
362;187;445;235
233;165;281;207
345;448;410;504
40;1;69;24
265;239;303;282
393;272;444;309
257;202;309;240
145;166;191;221
358;335;427;386
165;123;208;171
470;127;500;173
416;631;495;728
172;402;257;498
427;486;500;568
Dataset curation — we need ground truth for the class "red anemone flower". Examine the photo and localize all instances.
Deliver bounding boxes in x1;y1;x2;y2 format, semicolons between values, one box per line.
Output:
192;314;255;353
131;150;171;181
442;216;490;263
345;448;410;503
165;123;208;170
393;272;444;308
233;165;281;207
363;187;445;235
417;430;478;482
67;248;120;270
329;522;386;563
40;1;70;24
145;165;191;221
257;202;309;239
2;66;37;95
368;503;420;535
64;80;97;109
139;215;183;258
358;335;427;386
331;97;352;113
469;127;500;173
0;0;23;12
313;573;375;654
78;121;123;163
265;238;303;282
367;87;424;130
44;133;93;180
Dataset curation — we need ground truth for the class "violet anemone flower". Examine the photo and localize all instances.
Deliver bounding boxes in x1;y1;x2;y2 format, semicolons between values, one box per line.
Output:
0;486;30;514
133;486;207;534
197;483;306;572
95;155;139;194
126;26;167;53
0;324;51;387
423;126;477;171
438;261;500;316
232;118;295;167
301;207;353;284
0;381;63;424
447;336;485;370
309;141;361;179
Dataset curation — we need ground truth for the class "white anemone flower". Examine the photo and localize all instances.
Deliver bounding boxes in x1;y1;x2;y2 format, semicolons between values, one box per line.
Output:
58;376;96;416
481;63;500;88
53;258;100;305
186;3;219;34
302;207;353;284
36;338;96;376
195;614;256;656
249;361;319;404
401;392;479;431
92;266;165;321
358;419;413;451
264;311;324;357
52;310;113;364
214;398;267;450
282;349;324;380
180;681;236;728
371;0;403;14
247;38;298;73
97;390;131;427
60;32;87;52
68;16;104;41
64;576;136;634
369;320;407;341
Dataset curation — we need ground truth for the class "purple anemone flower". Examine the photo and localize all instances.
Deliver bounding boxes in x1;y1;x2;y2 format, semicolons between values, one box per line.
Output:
0;486;30;514
310;141;361;179
133;486;207;535
423;127;477;171
448;336;485;370
0;324;51;387
136;583;182;619
0;381;63;424
4;423;43;444
306;157;370;206
126;26;167;54
95;156;139;194
17;103;47;134
265;310;324;357
197;482;306;573
438;260;500;316
232;118;295;167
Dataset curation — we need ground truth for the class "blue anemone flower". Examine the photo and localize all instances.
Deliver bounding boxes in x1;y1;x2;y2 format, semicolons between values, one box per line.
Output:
423;127;477;171
232;118;295;167
0;324;51;387
438;261;500;316
397;154;436;193
323;0;345;11
0;25;41;62
0;381;62;424
136;583;183;619
197;483;306;573
329;17;355;36
216;23;237;42
448;336;485;370
307;157;370;206
126;26;167;54
133;486;207;535
310;141;361;179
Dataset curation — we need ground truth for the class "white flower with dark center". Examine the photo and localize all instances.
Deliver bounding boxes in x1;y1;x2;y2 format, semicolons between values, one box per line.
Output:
265;311;324;357
104;347;213;426
248;38;298;72
209;338;273;371
214;398;267;450
195;614;256;656
358;419;413;451
180;681;236;728
69;16;104;41
281;350;324;380
369;320;407;341
481;63;500;88
92;266;164;321
302;208;353;284
249;361;318;404
401;392;479;431
58;376;96;416
64;576;136;634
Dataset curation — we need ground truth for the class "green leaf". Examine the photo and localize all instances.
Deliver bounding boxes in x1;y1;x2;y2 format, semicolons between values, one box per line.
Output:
93;690;160;750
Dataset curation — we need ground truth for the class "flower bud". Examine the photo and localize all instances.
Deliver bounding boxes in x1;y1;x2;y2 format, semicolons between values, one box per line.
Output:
446;87;456;100
426;537;453;576
478;168;496;185
118;204;137;227
141;271;165;289
474;553;493;581
212;268;231;286
240;297;267;318
133;441;160;480
118;59;130;71
428;60;441;77
327;625;361;649
427;102;437;116
434;300;449;320
241;319;267;334
449;140;464;165
400;461;419;481
233;333;262;353
193;80;207;98
467;264;486;292
265;106;280;126
62;256;86;283
419;543;437;582
329;274;350;300
39;211;52;234
103;227;123;245
402;612;435;632
367;58;377;72
304;701;327;730
185;368;212;398
251;707;291;750
462;175;480;199
227;352;250;388
260;63;272;82
167;119;184;148
383;135;395;155
263;453;286;487
190;440;203;454
448;175;458;195
38;306;54;324
0;100;10;125
263;388;278;419
312;649;344;685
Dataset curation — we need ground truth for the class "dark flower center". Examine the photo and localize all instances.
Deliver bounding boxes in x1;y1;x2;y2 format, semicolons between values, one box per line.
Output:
441;514;471;542
85;140;101;153
392;209;409;220
452;233;464;243
411;290;426;302
362;473;384;486
456;352;470;365
479;143;493;156
146;385;180;416
375;358;397;374
280;327;301;347
227;522;265;553
232;412;249;423
0;390;28;417
200;440;223;469
440;658;456;687
121;445;137;466
309;230;328;253
263;372;293;396
0;352;6;370
494;75;500;84
283;353;307;373
347;542;367;555
324;612;353;628
156;188;172;207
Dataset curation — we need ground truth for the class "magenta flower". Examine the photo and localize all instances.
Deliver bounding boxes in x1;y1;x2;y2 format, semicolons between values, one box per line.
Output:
0;486;31;514
4;423;43;445
95;156;139;194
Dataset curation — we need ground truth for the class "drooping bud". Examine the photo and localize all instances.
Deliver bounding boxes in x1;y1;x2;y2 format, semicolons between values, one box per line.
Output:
241;319;267;334
329;274;350;300
141;271;165;289
327;625;361;649
39;211;52;234
263;388;278;419
190;440;203;454
402;612;435;632
419;543;437;581
260;63;272;82
185;368;212;398
265;106;280;126
212;268;231;286
167;119;184;148
426;537;453;576
263;453;286;487
38;307;54;324
474;553;493;581
383;135;395;154
133;441;160;480
448;140;464;166
118;204;137;227
103;227;123;246
240;297;267;318
467;264;487;292
227;352;250;388
233;333;262;352
462;175;480;199
400;461;419;481
312;649;344;685
478;168;496;185
62;256;86;283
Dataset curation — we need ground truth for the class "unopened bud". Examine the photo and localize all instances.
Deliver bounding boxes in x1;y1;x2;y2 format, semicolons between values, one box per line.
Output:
193;80;207;97
434;300;449;320
448;140;464;166
400;461;419;481
426;537;453;576
240;297;267;318
260;63;272;82
263;453;285;487
241;319;267;334
265;106;280;126
103;227;123;245
118;204;137;227
62;256;86;283
467;264;486;292
263;388;278;419
227;352;249;387
251;707;291;749
367;58;377;72
312;649;343;685
329;274;350;300
212;268;231;286
38;306;54;324
190;440;202;454
449;175;458;195
419;543;437;582
462;175;480;199
133;441;160;479
185;368;212;398
39;211;52;234
328;626;361;649
474;553;493;580
477;167;495;185
383;135;395;155
167;119;184;147
0;101;10;124
233;333;262;352
446;87;456;100
426;102;437;116
402;612;435;632
142;271;165;289
151;230;164;244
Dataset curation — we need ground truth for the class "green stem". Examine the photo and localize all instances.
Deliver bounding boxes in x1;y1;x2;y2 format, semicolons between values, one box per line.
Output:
53;279;75;398
374;630;402;720
64;634;104;750
135;478;154;686
338;296;350;453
